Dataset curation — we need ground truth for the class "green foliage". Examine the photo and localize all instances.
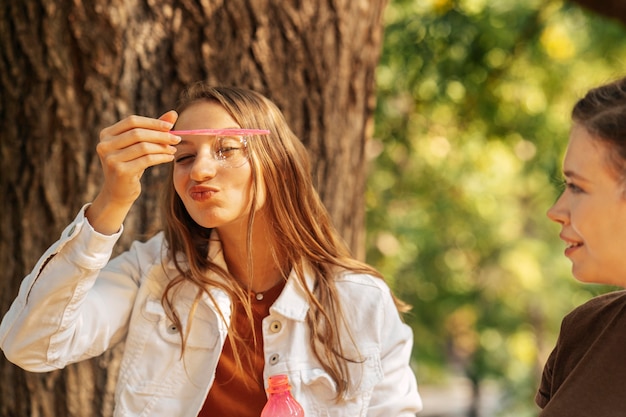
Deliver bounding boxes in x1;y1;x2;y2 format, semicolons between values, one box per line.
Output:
369;0;626;414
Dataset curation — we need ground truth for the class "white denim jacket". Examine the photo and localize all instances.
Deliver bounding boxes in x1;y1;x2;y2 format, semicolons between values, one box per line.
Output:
0;206;422;416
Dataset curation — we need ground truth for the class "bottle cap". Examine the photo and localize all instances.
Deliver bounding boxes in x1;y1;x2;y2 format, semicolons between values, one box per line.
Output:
267;374;291;393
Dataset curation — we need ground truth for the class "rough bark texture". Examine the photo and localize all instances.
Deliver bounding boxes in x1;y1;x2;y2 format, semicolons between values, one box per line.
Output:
0;0;387;415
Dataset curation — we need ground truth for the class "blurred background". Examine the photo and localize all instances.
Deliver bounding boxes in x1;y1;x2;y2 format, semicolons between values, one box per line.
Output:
2;1;626;416
367;0;626;415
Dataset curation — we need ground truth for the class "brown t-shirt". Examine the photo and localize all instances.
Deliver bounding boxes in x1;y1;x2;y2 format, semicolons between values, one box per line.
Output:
536;290;626;416
198;281;285;417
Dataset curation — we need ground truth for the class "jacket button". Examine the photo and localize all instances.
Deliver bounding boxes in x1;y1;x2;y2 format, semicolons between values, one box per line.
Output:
269;354;280;365
269;321;282;333
167;324;178;334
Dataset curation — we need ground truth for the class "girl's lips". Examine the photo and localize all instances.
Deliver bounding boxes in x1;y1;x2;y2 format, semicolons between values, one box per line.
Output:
564;244;581;257
561;235;582;257
189;186;218;201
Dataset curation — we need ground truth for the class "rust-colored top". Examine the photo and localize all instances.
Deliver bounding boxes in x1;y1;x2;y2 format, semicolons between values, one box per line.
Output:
198;281;286;417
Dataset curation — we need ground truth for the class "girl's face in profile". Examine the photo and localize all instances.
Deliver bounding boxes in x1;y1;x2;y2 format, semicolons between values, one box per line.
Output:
548;123;626;287
172;101;266;234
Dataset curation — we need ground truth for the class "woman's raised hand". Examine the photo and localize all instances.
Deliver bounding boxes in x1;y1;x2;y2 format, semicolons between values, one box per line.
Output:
86;111;180;235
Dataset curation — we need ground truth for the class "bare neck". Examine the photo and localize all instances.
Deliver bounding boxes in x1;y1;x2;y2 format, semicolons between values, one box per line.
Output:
218;213;289;294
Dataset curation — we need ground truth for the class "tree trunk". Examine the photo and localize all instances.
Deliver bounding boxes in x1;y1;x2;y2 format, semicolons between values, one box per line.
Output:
569;0;626;25
0;0;387;415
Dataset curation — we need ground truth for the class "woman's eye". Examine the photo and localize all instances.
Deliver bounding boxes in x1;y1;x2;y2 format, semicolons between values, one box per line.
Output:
565;181;583;194
215;136;245;156
175;154;194;164
217;146;240;157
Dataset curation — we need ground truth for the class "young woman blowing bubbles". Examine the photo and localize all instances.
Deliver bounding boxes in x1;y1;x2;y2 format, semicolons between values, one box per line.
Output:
536;76;626;415
0;83;421;416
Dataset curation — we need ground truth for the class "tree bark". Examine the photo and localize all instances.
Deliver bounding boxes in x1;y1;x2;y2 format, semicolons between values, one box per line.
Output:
569;0;626;25
0;0;387;415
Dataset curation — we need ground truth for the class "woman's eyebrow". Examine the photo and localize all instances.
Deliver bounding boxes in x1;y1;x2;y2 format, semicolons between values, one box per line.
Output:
563;170;589;182
175;139;193;147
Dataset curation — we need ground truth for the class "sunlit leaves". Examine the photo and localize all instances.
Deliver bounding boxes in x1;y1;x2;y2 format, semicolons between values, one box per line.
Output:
369;0;626;413
541;23;577;60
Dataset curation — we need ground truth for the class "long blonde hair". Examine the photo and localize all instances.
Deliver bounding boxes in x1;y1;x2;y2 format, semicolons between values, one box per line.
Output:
161;83;409;397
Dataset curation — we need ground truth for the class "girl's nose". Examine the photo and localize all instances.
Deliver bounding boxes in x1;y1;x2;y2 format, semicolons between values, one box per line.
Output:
547;194;568;225
190;152;219;182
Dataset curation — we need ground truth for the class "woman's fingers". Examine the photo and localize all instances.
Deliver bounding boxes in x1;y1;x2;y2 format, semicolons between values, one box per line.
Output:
98;112;180;165
98;128;178;160
100;114;175;141
98;140;176;173
159;110;178;125
96;113;181;205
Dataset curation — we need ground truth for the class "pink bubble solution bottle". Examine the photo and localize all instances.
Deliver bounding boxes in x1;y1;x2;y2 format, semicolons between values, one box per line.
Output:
260;374;305;417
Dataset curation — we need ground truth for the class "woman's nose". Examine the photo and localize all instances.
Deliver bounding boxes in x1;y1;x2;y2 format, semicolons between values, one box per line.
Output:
547;195;568;225
190;152;218;181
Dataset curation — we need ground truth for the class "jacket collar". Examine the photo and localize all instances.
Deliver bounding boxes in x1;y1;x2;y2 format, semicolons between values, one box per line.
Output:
269;266;314;322
207;230;314;322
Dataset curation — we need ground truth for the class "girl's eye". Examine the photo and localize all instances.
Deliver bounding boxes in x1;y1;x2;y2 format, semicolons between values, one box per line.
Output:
216;146;241;158
174;154;194;164
565;180;583;194
214;136;245;160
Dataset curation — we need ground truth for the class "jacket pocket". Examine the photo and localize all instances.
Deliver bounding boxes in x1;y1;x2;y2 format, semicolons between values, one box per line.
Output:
120;297;220;396
148;297;220;349
299;347;383;416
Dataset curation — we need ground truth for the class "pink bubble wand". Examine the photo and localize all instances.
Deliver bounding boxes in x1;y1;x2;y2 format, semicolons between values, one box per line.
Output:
170;128;270;136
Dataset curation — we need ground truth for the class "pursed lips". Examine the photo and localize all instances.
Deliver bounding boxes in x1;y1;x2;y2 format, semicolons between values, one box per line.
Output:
189;185;219;201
